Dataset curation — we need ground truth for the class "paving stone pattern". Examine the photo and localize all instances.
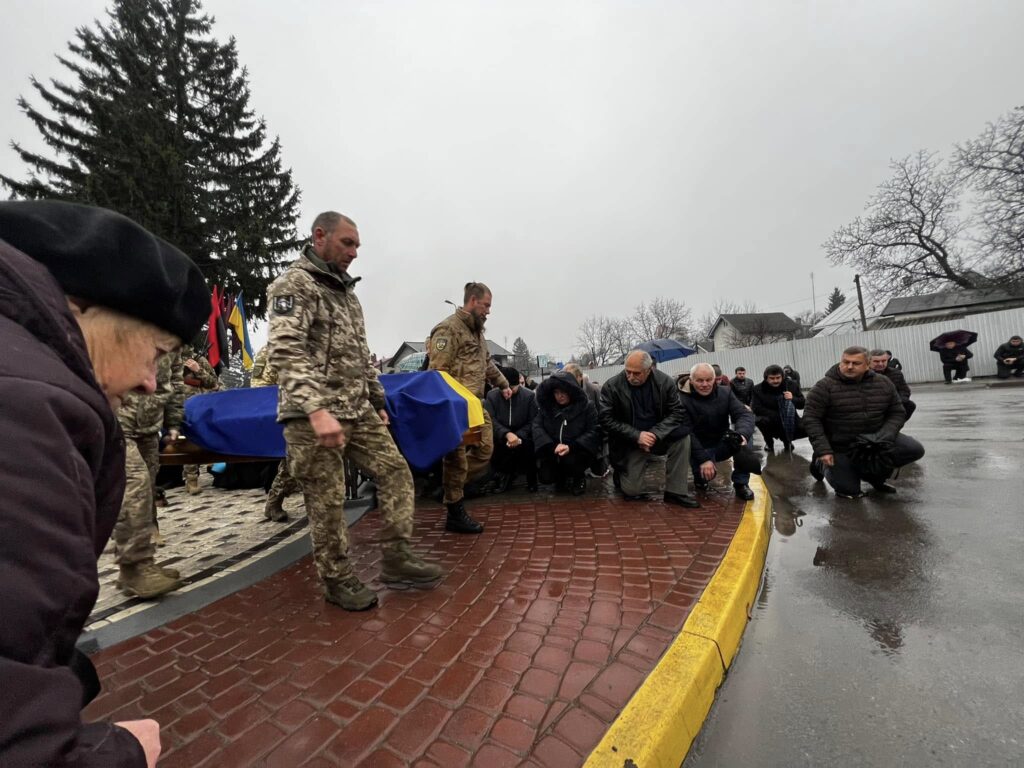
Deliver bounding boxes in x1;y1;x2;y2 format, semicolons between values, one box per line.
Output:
90;474;306;626
84;488;744;766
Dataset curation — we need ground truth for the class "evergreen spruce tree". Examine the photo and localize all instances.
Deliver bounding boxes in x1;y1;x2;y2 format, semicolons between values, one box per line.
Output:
1;0;300;318
512;336;533;374
825;287;847;314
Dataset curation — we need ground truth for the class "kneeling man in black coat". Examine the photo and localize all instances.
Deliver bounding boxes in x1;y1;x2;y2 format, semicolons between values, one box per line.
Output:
803;346;925;498
679;363;757;500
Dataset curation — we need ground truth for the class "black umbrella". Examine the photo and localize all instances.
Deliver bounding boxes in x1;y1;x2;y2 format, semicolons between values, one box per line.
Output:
929;329;978;352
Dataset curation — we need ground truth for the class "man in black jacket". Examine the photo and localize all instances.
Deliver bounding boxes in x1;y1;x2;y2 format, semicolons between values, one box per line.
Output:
0;201;209;768
936;341;972;383
803;346;924;498
680;363;757;500
599;350;698;507
751;364;806;452
484;366;538;491
870;349;916;420
993;335;1024;378
730;366;754;406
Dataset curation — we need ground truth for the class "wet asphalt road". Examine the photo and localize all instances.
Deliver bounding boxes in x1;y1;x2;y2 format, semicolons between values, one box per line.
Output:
684;384;1024;768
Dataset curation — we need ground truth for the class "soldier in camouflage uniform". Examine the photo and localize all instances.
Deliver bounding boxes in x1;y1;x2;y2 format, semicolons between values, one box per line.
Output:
115;350;186;597
251;344;301;520
429;282;511;533
267;212;444;611
181;345;221;495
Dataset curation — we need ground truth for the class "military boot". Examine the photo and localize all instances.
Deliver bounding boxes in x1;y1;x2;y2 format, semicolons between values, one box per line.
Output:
152;527;166;547
185;475;201;495
118;563;182;599
381;541;445;589
115;565;179;590
264;495;288;522
324;573;378;611
445;500;483;534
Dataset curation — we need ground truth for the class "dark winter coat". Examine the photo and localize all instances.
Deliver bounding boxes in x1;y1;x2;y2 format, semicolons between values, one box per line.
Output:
783;367;802;388
599;368;690;466
879;366;911;401
802;365;906;456
679;382;755;464
484;386;538;442
993;341;1024;362
751;379;805;424
937;346;972;366
533;371;601;457
730;377;755;405
0;240;145;766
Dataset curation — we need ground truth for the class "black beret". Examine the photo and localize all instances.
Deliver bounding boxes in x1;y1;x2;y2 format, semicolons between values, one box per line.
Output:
0;200;209;341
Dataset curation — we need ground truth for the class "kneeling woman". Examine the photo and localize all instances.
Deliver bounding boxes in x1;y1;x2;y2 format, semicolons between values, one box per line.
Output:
533;371;601;495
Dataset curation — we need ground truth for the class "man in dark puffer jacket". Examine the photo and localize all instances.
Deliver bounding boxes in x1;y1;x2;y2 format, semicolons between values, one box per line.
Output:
803;346;924;498
532;371;600;495
679;363;757;500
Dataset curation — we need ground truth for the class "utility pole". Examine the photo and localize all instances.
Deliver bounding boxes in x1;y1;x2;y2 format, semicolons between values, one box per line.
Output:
811;272;816;316
854;274;868;331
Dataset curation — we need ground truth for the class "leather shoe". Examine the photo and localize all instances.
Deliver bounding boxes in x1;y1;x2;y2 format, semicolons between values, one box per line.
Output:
664;491;700;508
734;484;755;501
571;477;587;496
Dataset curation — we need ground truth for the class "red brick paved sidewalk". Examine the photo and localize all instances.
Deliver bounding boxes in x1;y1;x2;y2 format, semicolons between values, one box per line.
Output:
84;491;744;767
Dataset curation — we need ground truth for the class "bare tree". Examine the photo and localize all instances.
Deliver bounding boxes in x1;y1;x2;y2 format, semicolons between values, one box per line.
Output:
607;318;638;361
694;299;759;342
575;316;616;367
958;106;1024;289
628;297;692;342
825;151;982;300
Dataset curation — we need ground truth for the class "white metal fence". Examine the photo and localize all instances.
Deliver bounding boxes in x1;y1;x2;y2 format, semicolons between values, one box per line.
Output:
585;307;1024;386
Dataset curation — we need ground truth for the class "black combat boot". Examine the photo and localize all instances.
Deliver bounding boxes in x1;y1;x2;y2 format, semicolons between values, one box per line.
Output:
445;500;484;534
734;483;755;501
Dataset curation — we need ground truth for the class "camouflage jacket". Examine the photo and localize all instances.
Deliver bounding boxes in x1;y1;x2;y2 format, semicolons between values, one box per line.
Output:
266;246;385;421
429;309;509;398
118;350;186;437
182;349;221;395
250;346;277;387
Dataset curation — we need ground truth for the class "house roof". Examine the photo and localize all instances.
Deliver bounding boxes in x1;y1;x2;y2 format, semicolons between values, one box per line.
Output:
389;338;511;365
879;288;1023;317
713;313;799;335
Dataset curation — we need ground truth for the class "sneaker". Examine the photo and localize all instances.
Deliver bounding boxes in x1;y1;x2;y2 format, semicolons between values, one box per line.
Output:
118;563;182;599
445;501;484;534
324;573;378;611
380;541;444;588
959;377;972;383
664;491;700;508
734;484;755;501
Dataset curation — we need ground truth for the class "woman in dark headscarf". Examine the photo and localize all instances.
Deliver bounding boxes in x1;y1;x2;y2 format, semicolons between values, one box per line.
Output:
532;370;601;495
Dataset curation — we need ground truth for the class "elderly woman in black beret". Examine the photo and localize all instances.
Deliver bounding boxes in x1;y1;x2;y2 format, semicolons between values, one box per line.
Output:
532;370;601;495
0;201;208;768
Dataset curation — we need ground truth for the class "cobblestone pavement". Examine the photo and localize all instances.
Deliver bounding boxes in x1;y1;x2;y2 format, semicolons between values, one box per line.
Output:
83;477;746;767
89;473;308;631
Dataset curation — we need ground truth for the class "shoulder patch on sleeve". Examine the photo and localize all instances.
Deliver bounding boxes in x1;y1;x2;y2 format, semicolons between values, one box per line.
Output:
273;295;295;315
434;337;448;351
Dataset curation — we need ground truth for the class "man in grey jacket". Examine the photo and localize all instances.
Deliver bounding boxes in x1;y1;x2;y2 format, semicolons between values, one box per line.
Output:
599;350;698;507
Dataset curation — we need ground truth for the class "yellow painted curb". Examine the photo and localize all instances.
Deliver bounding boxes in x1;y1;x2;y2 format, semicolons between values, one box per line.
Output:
584;476;772;768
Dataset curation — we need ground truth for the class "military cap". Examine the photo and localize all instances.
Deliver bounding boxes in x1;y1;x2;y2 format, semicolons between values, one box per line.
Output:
0;200;209;341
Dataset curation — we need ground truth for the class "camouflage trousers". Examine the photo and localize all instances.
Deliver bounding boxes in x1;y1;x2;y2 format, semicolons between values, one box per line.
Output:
267;458;301;505
136;433;161;521
284;407;415;582
113;438;157;565
443;409;494;504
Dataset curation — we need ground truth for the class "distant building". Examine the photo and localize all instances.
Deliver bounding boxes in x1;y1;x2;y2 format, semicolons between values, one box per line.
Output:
385;339;512;373
812;289;883;336
709;313;800;350
869;288;1024;329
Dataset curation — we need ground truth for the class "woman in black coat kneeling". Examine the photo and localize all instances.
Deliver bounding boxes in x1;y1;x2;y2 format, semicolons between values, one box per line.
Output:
533;370;601;495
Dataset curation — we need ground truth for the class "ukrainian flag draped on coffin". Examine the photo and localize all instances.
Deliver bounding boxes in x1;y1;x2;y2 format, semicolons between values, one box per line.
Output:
183;371;485;470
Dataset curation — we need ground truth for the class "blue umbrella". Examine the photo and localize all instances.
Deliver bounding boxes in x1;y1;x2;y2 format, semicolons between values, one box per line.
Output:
636;338;697;364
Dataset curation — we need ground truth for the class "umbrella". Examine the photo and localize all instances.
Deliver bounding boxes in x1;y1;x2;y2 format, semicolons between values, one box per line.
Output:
778;397;798;443
636;338;697;364
929;329;978;352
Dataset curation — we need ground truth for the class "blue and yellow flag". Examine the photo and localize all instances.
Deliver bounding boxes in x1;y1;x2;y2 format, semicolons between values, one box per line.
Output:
227;292;254;370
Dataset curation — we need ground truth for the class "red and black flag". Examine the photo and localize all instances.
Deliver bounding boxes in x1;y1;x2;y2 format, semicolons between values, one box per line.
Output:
207;284;230;372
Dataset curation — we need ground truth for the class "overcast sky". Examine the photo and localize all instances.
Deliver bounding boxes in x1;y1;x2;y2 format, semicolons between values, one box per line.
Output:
3;1;1024;360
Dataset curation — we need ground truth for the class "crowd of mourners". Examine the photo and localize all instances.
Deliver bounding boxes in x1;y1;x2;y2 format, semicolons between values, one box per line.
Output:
2;198;1022;767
